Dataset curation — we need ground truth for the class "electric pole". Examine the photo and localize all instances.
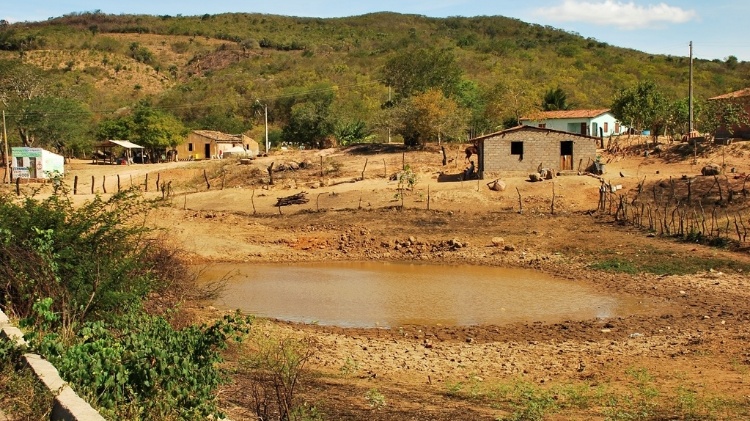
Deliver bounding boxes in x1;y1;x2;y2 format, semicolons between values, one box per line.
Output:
689;41;695;163
2;110;8;184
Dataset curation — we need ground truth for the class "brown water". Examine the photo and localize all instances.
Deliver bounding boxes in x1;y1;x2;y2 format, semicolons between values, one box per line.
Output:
199;261;644;328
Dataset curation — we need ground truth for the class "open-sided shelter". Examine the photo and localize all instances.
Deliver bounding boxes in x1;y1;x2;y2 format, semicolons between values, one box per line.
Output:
93;140;144;164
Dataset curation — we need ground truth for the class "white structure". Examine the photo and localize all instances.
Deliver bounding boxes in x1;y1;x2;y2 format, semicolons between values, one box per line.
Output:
520;109;628;138
11;147;64;180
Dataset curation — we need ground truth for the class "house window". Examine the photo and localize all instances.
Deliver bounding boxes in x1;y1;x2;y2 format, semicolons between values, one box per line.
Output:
510;141;523;160
188;143;194;152
603;122;609;133
538;123;546;129
615;122;620;133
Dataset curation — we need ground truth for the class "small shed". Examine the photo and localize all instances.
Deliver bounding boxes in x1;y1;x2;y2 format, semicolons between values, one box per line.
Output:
11;147;65;181
472;125;599;178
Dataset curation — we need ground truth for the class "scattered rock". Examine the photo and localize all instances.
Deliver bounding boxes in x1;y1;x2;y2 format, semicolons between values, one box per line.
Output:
491;237;505;247
504;244;516;251
701;163;721;176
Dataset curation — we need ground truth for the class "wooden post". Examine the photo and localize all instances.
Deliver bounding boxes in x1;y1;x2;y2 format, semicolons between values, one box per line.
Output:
74;175;78;195
251;189;256;214
320;156;323;177
441;146;447;166
203;169;210;189
145;173;149;192
117;174;121;192
15;177;20;196
267;162;274;185
317;192;323;212
102;175;107;194
383;159;387;179
156;173;160;191
402;152;405;170
91;175;94;194
221;169;226;190
361;158;368;180
516;187;522;214
427;185;430;210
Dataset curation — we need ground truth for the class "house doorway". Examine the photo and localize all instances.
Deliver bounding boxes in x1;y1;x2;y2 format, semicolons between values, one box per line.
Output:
579;123;587;135
204;144;211;160
560;141;573;171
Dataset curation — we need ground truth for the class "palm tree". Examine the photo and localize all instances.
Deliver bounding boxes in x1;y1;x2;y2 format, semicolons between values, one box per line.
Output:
542;87;570;111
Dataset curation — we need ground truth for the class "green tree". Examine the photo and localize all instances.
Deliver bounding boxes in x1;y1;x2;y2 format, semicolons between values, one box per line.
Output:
380;47;463;102
611;81;667;134
281;85;336;148
395;89;467;147
485;80;538;129
132;103;186;150
541;87;570;111
14;96;92;154
96;116;135;141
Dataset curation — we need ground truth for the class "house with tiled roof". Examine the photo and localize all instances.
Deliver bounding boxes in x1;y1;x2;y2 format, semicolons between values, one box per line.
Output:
520;109;628;138
175;130;260;160
709;88;750;139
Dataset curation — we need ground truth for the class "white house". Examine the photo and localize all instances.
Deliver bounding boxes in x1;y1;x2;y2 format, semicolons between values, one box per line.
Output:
520;109;628;138
11;147;65;181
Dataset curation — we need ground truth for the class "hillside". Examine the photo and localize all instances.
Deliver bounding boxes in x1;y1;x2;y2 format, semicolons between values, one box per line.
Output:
1;11;749;147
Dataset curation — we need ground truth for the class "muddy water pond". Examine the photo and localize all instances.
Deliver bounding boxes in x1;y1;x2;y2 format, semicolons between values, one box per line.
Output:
199;261;643;328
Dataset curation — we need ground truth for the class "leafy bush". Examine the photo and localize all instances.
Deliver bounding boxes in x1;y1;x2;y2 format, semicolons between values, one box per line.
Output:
30;309;251;420
0;189;172;327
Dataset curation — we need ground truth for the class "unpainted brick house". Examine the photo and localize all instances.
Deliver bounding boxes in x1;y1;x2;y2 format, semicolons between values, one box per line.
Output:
472;125;598;178
708;87;750;139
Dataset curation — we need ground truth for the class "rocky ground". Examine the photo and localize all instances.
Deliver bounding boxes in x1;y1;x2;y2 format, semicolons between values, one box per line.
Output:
5;138;750;420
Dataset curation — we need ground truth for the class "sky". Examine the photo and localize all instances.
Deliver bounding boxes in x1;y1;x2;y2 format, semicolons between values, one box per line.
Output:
3;1;749;62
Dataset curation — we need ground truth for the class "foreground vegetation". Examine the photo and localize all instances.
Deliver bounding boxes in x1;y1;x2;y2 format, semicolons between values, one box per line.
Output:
0;189;252;419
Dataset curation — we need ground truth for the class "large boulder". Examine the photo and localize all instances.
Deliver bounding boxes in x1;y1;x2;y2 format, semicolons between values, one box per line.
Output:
701;164;722;176
488;180;506;191
529;173;542;182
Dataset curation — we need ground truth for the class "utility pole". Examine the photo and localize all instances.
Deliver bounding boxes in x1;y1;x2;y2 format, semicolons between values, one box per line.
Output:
2;110;8;184
264;103;269;154
387;86;392;144
689;41;695;163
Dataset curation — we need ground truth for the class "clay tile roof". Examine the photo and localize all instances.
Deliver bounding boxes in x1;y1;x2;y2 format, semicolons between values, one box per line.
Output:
709;88;750;100
521;108;610;120
193;130;241;141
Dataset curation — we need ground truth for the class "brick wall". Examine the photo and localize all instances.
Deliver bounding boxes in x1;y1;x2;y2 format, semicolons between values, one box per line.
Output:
480;129;597;174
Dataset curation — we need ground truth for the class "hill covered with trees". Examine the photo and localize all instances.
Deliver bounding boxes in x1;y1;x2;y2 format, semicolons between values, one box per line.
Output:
1;11;748;154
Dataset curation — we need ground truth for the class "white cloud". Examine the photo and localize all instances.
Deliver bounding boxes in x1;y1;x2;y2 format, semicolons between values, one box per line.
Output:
533;0;697;29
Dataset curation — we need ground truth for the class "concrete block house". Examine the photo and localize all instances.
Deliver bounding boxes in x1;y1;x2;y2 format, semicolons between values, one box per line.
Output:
520;109;627;138
472;125;598;178
176;130;259;160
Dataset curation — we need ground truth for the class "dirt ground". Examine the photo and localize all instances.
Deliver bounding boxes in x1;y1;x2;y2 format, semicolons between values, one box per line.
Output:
5;138;750;420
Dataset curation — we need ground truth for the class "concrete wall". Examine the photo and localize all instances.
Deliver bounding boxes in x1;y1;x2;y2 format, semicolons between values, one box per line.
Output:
480;128;597;175
0;309;105;421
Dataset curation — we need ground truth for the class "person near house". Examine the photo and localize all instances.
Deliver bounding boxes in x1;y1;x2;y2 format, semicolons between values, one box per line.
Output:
464;160;475;180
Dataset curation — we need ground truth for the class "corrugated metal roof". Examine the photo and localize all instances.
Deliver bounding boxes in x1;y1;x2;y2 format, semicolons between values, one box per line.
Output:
709;88;750;100
521;108;610;120
103;139;143;149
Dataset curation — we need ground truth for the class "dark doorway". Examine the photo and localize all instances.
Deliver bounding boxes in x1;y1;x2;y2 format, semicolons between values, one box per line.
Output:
560;141;573;170
579;123;587;135
204;143;211;160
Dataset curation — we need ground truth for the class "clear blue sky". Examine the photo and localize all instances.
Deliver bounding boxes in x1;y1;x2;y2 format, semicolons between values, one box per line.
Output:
4;1;749;62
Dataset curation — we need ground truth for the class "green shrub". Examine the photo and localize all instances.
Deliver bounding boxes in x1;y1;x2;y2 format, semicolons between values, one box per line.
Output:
0;189;174;327
30;309;251;420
